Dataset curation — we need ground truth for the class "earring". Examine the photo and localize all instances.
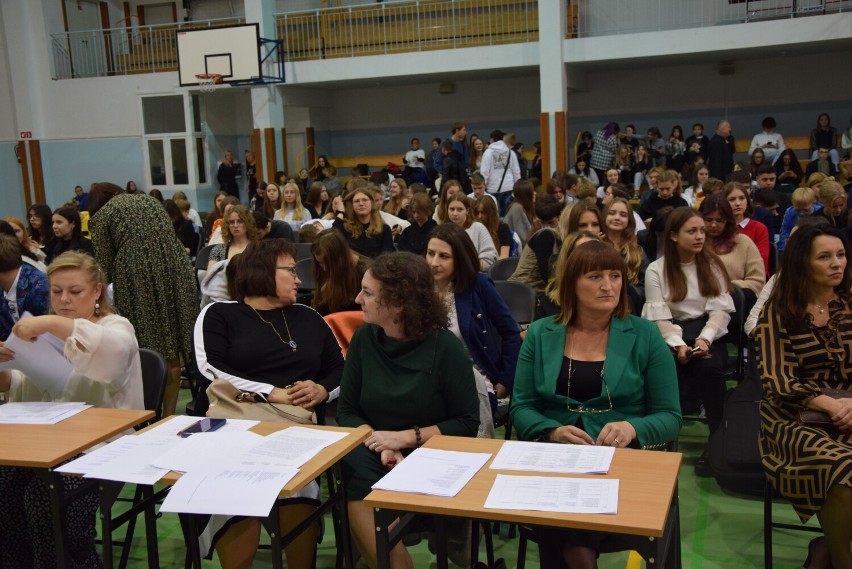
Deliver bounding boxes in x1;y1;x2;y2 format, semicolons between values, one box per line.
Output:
393;317;399;324
94;303;100;316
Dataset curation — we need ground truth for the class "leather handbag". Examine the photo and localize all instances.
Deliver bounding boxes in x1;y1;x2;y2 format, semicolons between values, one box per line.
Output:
797;388;852;428
206;378;316;424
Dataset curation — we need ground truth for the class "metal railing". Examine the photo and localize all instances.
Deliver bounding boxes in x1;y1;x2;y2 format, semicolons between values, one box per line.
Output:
50;17;244;79
275;0;538;62
570;0;852;38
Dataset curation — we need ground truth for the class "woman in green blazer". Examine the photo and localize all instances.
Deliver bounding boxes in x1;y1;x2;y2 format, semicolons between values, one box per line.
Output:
510;240;681;568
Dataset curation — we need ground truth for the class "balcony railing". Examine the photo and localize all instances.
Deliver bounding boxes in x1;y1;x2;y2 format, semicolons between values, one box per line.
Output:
571;0;852;38
50;17;244;79
276;0;538;62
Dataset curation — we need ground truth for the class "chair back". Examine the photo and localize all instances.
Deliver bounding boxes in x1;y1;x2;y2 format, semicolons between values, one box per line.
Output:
295;257;315;290
627;284;645;317
294;242;313;262
195;244;215;271
488;257;520;281
323;311;365;358
138;348;167;423
767;242;778;276
493;280;536;325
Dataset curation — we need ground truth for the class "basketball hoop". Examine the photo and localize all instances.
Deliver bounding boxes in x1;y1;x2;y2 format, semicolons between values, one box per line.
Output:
195;73;223;93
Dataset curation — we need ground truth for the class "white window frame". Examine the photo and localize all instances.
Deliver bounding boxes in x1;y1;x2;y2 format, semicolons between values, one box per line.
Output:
140;93;206;190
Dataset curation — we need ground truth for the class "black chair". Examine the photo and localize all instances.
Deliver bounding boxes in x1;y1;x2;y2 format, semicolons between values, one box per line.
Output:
627;284;644;317
767;242;778;277
488;257;520;281
294;242;313;262
195;244;215;272
139;348;167;424
763;484;822;569
493;280;536;326
725;285;748;384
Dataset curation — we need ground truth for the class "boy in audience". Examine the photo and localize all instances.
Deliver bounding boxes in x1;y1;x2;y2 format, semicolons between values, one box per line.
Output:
778;186;821;251
639;169;689;222
752;188;782;236
0;235;49;341
467;173;498;207
639;166;666;205
805;146;839;177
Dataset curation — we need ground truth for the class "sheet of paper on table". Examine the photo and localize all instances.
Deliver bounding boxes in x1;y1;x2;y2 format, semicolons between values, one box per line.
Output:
159;466;299;516
56;435;174;485
371;447;492;497
484;474;619;514
489;440;615;474
0;323;74;398
152;430;266;473
239;426;349;469
0;402;90;424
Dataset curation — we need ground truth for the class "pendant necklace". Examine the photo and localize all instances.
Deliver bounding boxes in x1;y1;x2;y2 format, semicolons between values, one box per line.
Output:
251;306;298;351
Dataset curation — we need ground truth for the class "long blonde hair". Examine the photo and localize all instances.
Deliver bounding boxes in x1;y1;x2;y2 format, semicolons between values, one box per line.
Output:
47;252;115;315
279;182;307;221
602;197;643;284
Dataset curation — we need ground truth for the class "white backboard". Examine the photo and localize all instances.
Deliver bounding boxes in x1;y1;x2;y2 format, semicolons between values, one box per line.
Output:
177;24;261;86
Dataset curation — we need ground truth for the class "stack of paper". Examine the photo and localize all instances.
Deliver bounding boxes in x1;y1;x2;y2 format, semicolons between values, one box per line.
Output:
489;440;615;474
484;475;619;514
0;402;90;424
372;448;492;497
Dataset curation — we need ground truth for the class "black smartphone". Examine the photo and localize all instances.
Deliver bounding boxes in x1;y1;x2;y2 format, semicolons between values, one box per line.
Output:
177;418;227;438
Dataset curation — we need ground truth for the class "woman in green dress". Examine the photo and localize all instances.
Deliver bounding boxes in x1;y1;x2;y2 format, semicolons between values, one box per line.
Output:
88;182;199;417
336;252;480;569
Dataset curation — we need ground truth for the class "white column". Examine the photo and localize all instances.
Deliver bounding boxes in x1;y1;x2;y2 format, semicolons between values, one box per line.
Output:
538;1;568;174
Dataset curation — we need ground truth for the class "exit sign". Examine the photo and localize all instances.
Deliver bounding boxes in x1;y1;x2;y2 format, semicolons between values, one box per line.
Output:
20;131;32;139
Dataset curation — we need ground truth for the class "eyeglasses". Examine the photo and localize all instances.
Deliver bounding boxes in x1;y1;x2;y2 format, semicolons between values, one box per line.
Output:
703;217;726;226
566;358;613;414
276;266;299;278
228;219;245;226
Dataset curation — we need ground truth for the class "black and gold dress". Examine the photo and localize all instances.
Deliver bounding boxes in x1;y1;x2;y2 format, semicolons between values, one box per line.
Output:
756;297;852;522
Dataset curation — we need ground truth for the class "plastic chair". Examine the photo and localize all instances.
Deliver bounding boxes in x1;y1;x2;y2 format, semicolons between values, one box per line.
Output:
323;311;365;358
767;242;778;277
295;257;315;291
294;242;313;262
493;280;536;325
488;257;520;281
139;348;167;424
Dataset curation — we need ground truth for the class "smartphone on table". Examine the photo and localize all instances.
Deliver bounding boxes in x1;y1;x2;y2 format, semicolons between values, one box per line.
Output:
177;418;227;438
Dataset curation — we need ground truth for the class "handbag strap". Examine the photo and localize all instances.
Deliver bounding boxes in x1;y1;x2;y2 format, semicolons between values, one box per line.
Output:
495;149;513;194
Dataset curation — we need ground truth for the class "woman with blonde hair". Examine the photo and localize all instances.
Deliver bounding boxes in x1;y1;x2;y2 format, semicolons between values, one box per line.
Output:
815;179;848;229
275;182;313;231
333;188;393;258
311;229;369;316
383;178;410;220
602;197;647;286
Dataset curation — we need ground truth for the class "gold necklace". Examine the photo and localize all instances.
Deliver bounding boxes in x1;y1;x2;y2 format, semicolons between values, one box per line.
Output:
250;306;298;351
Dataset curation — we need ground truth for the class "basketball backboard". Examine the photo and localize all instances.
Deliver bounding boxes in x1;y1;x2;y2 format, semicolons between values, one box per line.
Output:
176;23;261;86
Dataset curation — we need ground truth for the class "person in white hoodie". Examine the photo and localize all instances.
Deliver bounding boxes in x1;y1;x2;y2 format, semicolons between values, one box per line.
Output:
480;130;521;216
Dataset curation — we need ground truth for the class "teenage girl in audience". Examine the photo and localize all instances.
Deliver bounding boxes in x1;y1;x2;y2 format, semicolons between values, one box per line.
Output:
575;131;593;163
638;206;674;262
397;193;437;256
643;207;734;476
750;148;766;180
543;230;602;311
6;216;45;262
195;239;343;569
208;197;241;246
0;251;144;568
565;202;603;237
311;229;369;316
809;112;841;167
427;223;521;436
164;199;198;255
512;240;681;568
205;191;228;240
815;180;848;230
26;203;53;248
602;197;647;286
303;181;330;220
337;252;479;569
699;195;765;309
632;144;652;190
125;180;139;194
383;178;410;221
683;164;709;206
333;188;394;258
667;125;687;172
775;149;804;191
207;205;257;269
725;183;771;274
434;179;463;223
45;207;94;265
613;144;635;186
470;137;485;173
597;168;621;199
88;183;198;418
503;180;536;244
474;196;513;259
446;193;498;271
275;182;313;231
545;176;567;205
755;224;852;569
568;156;600;187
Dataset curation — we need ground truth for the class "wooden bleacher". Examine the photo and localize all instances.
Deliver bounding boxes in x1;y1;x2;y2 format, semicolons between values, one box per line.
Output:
734;135;812;168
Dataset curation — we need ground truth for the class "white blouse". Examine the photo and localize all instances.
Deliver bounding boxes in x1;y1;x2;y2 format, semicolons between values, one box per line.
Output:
642;257;735;348
9;315;145;410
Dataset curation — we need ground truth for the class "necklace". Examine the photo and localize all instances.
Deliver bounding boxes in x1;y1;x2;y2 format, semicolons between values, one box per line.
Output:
250;306;298;351
566;334;612;414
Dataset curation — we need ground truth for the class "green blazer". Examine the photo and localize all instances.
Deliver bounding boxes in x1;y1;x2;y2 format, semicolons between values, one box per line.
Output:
510;314;682;447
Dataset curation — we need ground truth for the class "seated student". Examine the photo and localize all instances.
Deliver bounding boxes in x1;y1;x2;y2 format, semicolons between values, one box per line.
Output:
612;144;635;187
0;252;144;568
445;193;498;271
568;155;600;187
274;182;314;232
778;186;821;251
638;166;666;206
303;181;330;220
1;219;46;272
0;235;49;342
638;169;689;222
725;182;771;275
632;145;652;189
252;211;295;241
207;205;258;269
749;116;786;165
474;195;515;259
397;192;437;256
752;188;782;237
336;253;479;569
597;168;621;199
195;239;343;568
209;197;241;246
814;179;848;230
637;206;674;262
333;188;394;258
164;199;199;255
511;240;681;568
774;148;804;192
427;224;521;436
643;208;734;476
683;164;709;207
685;122;709;164
509;194;564;295
805;147;839;178
603;183;646;231
576;179;598;207
503;180;536;244
751;164;783;229
383;178;410;222
311;229;370;316
44;207;94;265
467;173;498;208
434;179;464;223
602;197;648;287
700;195;765;308
368;186;409;238
565;202;604;237
545;175;569;206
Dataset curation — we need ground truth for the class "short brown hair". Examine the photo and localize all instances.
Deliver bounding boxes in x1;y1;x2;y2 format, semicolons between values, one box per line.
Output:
555;240;629;325
227;239;297;301
0;235;23;272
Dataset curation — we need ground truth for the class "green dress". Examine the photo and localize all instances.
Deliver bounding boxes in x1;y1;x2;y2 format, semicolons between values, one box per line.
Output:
89;193;198;362
337;324;480;500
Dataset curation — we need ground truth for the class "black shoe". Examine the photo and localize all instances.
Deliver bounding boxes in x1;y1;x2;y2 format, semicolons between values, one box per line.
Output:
694;447;712;477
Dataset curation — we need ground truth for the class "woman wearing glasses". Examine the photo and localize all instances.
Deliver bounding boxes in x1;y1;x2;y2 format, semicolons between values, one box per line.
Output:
194;239;344;568
206;205;258;269
511;240;681;569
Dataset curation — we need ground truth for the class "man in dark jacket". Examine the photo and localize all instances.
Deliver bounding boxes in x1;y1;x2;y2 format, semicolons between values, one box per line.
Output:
440;140;470;192
708;120;735;182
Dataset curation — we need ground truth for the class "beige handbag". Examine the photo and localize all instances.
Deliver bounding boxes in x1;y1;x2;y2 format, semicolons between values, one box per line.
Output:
206;378;316;424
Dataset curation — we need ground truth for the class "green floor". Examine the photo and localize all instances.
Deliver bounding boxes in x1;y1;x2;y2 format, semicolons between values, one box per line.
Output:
110;388;817;568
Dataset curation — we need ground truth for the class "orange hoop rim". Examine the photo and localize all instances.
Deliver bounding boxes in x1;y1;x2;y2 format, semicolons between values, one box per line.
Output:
195;73;223;84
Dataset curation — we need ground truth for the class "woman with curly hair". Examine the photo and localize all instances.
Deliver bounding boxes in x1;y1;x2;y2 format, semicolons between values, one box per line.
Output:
311;229;369;315
207;205;257;268
602;197;647;286
337;252;480;569
333;188;393;258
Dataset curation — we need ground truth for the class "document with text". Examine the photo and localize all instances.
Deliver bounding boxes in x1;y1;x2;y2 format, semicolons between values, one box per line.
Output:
489;440;615;474
484;475;619;514
371;448;491;497
240;426;349;469
56;435;174;485
0;402;90;424
0;319;72;398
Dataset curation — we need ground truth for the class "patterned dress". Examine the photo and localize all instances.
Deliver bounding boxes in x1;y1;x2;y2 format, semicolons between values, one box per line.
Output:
89;193;198;361
756;297;852;522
